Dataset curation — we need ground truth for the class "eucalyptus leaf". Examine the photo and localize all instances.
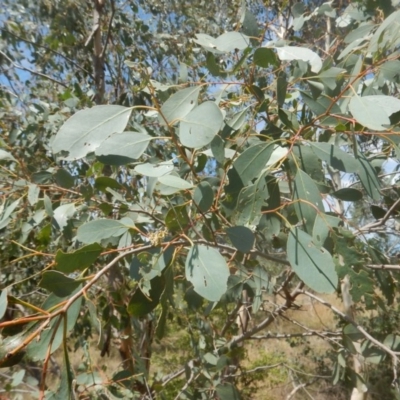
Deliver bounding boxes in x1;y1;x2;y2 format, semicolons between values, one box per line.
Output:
288;228;338;293
185;245;229;302
52;105;132;160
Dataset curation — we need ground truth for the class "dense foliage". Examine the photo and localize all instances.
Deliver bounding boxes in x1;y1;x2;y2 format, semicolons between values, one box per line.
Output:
1;0;400;398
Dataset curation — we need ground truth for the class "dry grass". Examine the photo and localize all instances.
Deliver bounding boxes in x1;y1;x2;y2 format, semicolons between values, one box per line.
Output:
0;293;376;399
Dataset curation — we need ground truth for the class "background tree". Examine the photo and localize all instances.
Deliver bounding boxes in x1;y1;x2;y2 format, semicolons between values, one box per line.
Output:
1;0;400;399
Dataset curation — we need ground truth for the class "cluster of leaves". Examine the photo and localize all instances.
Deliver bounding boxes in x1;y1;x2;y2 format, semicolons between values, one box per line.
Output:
1;0;400;398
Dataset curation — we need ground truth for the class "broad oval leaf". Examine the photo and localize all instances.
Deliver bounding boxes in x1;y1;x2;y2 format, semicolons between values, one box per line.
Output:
55;243;102;273
193;181;214;212
157;175;193;190
39;271;83;297
348;95;400;131
275;46;322;73
77;219;130;244
0;149;16;162
226;226;255;253
134;161;174;177
53;203;76;231
179;102;223;148
215;31;250;52
226;142;275;195
52;105;132;160
287;228;338;294
159;86;201;125
95;132;151;160
253;48;277;68
185;245;229;302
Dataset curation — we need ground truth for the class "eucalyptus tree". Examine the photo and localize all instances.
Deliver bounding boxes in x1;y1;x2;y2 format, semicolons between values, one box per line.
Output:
1;0;400;399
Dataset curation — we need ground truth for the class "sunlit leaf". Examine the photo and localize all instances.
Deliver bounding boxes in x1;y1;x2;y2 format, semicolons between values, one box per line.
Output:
275;46;322;73
185;245;229;302
52;105;132;160
159;86;201;125
179;102;223;148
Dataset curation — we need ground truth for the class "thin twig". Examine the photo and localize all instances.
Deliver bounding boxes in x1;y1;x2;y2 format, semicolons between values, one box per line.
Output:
0;50;67;88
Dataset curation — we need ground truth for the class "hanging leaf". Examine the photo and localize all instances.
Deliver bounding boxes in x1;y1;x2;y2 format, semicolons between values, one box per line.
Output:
95;132;152;160
185;245;229;302
165;205;190;232
215;31;250;52
293;170;324;233
53;203;76;231
287;228;338;293
52;105;132;160
27;184;40;206
253;48;277;68
127;275;165;317
349;95;394;131
356;155;381;201
232;171;269;225
277;72;287;107
332;188;363;201
312;213;342;248
193;181;214;212
179;102;223;148
134;161;174;177
54;169;75;189
0;290;7;320
39;271;83;297
159;86;201;125
226;142;275;195
0;149;16;162
310;143;360;172
194;32;249;53
77;219;131;244
226;226;255;253
55;244;102;273
157;175;193;190
275;46;322;73
27;289;82;361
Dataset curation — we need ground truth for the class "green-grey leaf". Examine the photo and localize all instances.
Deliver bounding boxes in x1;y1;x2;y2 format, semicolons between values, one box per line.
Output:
253;48;277;68
55;244;102;273
349;98;384;131
332;188;363;201
28;184;40;206
288;228;338;293
179;101;223;148
77;219;130;244
275;46;322;73
293;170;324;233
310;143;360;172
185;245;229;302
27;287;82;361
159;86;201;125
134;161;174;177
226;226;255;253
52;105;132;160
158;175;193;190
53;203;76;231
312;214;342;248
193;181;214;212
95;132;152;160
0;149;16;162
39;271;83;297
0;290;7;320
215;31;250;52
226;142;275;194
